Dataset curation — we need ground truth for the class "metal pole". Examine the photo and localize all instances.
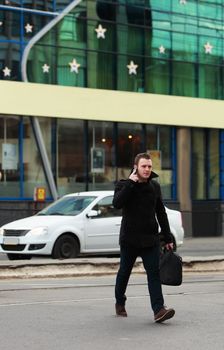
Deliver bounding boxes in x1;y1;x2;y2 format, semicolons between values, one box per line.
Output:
30;117;58;200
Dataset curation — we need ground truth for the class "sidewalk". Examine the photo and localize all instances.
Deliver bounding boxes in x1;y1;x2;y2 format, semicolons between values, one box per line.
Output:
0;237;223;279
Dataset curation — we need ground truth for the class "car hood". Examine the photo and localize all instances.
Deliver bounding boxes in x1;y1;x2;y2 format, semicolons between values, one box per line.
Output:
2;215;78;230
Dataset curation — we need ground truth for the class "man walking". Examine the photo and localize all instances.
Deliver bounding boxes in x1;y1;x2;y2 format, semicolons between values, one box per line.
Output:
113;152;175;323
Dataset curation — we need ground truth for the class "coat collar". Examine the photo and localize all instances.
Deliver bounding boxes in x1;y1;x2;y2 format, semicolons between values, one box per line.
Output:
150;171;159;179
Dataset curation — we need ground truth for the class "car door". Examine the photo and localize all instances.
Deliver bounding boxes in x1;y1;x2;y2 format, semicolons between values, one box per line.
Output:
84;195;121;251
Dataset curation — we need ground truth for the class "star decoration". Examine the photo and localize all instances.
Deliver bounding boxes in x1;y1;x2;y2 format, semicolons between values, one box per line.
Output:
25;23;33;33
95;24;107;39
42;64;50;73
179;0;187;4
159;45;166;54
69;58;81;74
2;66;11;77
204;42;213;54
127;60;138;75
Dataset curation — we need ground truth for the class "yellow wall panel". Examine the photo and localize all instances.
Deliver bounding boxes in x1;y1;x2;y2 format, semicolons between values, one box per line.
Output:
0;80;224;128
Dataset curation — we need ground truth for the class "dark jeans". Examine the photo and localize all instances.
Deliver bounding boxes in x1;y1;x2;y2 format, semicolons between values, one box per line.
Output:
115;244;164;314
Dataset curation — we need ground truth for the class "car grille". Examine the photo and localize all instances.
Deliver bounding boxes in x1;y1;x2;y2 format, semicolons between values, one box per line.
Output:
3;229;29;237
1;244;26;251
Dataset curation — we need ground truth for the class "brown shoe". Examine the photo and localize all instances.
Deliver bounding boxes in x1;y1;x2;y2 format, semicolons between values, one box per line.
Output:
154;307;175;323
115;303;127;317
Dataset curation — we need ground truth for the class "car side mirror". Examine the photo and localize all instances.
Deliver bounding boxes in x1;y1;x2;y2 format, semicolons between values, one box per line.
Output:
86;210;98;218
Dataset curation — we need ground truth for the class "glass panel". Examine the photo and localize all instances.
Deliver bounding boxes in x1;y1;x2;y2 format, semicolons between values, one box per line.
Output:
172;33;197;62
38;195;96;216
57;119;85;196
0;116;20;197
117;122;143;178
1;10;21;37
15;0;224;99
26;2;87;86
23;0;58;11
92;195;122;218
199;64;223;99
208;129;219;199
55;0;73;12
0;43;21;81
23;12;52;38
88;51;116;90
149;0;224;99
145;125;157;150
146;125;172;198
88;121;115;190
96;0;116;21
145;58;170;94
23;117;50;198
192;129;206;199
172;62;196;97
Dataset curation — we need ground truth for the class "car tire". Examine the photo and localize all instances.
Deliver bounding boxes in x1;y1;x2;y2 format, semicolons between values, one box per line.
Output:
52;234;80;259
7;253;32;260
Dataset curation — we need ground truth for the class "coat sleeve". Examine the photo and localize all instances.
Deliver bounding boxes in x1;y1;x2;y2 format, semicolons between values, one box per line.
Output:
112;180;135;209
153;181;173;244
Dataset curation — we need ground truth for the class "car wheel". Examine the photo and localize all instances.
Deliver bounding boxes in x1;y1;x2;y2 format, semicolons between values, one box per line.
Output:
52;234;80;259
7;254;32;260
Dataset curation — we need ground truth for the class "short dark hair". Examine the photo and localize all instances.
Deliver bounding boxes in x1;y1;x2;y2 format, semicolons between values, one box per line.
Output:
134;152;151;166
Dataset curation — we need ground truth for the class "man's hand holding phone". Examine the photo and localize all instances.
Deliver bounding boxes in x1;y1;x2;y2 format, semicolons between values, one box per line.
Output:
129;167;139;182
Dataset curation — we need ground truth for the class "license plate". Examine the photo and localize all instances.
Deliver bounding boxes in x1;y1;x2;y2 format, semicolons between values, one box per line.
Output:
3;237;19;245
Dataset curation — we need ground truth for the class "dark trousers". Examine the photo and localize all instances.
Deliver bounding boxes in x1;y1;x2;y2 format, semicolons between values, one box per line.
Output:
115;244;164;314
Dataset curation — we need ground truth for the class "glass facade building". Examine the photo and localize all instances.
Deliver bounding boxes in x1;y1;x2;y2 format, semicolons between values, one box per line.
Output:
0;0;224;236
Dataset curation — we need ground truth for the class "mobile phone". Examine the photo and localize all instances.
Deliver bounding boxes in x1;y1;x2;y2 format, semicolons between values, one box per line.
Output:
133;166;138;174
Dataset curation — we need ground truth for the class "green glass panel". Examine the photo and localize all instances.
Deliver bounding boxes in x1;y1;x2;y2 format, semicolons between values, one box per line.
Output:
145;58;170;95
172;61;196;97
26;1;87;86
23;0;224;99
199;64;223;99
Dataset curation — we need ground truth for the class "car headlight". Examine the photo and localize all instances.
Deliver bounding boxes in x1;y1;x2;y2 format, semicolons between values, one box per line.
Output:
0;228;4;236
29;227;48;236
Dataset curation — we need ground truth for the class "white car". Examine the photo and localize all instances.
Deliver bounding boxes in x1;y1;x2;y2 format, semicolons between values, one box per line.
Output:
0;191;184;260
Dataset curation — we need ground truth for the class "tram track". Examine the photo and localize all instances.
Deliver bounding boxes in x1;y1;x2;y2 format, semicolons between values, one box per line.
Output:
0;274;223;293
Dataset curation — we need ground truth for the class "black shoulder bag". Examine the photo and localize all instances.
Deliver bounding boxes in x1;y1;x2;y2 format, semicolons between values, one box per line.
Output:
159;250;183;286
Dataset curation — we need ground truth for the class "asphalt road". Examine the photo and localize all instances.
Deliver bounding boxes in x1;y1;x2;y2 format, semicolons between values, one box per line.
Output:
0;273;223;350
0;236;223;261
178;237;224;257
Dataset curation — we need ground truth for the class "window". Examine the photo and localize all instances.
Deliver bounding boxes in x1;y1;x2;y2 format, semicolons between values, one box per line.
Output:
23;117;50;198
192;129;206;199
92;196;122;218
0;116;20;197
146;125;173;198
192;128;220;200
117;122;143;172
208;129;219;199
57;119;85;196
88;121;115;191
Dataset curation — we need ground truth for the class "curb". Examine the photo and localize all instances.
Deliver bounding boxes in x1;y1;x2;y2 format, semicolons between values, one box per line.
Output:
0;256;224;279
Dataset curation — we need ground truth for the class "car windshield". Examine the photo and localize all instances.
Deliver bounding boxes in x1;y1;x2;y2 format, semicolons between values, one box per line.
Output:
37;196;97;216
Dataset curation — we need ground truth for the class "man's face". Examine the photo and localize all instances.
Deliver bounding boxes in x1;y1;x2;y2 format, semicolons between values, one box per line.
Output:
136;158;152;182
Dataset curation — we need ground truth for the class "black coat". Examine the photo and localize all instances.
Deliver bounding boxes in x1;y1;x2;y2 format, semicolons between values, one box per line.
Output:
113;172;172;248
